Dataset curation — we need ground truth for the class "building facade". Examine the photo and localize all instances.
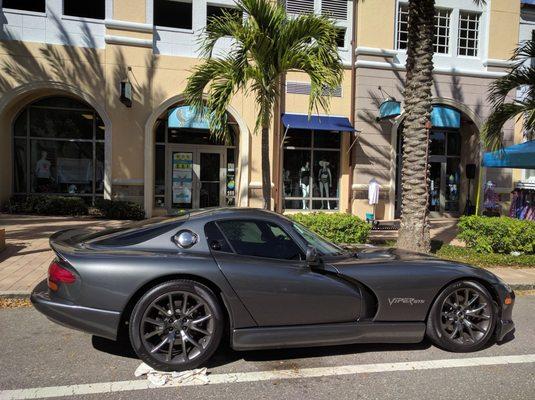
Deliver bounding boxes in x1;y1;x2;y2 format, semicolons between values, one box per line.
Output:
0;0;521;219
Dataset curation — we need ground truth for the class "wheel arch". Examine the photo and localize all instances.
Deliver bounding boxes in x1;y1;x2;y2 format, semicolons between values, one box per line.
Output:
117;273;233;343
425;276;501;322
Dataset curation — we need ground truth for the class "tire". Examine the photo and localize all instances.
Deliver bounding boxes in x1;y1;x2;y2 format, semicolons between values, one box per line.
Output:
426;280;496;352
129;279;224;372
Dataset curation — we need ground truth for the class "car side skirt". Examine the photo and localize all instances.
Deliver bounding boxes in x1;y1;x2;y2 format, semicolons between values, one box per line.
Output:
231;321;426;351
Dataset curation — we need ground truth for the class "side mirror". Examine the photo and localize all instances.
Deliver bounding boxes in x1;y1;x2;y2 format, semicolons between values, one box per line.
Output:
306;246;320;266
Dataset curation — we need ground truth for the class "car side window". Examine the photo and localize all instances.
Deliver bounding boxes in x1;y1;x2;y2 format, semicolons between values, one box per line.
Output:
204;222;232;253
217;220;303;260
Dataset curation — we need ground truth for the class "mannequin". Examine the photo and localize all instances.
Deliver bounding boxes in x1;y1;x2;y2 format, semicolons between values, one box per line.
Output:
318;160;332;209
299;161;310;210
35;151;51;192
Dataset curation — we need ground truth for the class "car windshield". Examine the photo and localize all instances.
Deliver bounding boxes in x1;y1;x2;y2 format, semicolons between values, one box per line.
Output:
292;222;346;256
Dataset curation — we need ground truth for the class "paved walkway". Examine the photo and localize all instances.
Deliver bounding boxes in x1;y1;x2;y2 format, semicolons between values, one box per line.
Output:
0;214;533;295
0;214;127;294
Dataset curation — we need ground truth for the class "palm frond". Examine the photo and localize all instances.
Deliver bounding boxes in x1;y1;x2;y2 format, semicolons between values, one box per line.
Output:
482;102;525;151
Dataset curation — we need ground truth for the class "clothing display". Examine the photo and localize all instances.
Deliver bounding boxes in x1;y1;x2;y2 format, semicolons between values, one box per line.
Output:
299;162;311;210
368;178;381;205
483;181;501;217
318;160;332;210
509;189;535;221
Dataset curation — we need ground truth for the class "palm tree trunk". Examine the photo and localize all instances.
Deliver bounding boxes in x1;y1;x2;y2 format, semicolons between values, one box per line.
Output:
396;0;435;253
261;122;272;210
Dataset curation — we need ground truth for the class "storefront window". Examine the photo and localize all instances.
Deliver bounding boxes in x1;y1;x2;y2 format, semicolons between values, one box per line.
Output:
283;129;340;210
12;97;105;203
153;110;237;209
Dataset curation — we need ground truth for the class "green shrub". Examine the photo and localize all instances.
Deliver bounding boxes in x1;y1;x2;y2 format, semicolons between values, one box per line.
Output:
436;244;535;268
3;195;88;216
94;198;145;220
288;212;370;244
457;215;535;254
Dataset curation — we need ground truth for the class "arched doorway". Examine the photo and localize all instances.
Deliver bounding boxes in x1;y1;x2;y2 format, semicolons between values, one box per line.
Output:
394;103;481;218
12;96;106;204
152;104;240;212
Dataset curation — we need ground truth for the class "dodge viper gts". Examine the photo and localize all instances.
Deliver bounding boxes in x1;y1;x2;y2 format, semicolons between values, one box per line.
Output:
31;208;515;371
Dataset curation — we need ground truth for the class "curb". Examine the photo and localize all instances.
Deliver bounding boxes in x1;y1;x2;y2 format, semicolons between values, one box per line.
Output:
2;284;535;300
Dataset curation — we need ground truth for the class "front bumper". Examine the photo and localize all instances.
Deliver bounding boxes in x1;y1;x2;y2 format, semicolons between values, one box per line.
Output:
30;280;121;340
493;284;515;342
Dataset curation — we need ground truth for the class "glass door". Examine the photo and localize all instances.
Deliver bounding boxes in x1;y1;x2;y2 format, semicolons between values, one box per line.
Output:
167;145;226;210
170;149;194;210
198;148;226;208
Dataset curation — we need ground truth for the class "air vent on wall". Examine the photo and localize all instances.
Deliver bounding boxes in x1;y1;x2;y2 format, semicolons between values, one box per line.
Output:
321;0;348;20
286;81;342;97
284;0;314;15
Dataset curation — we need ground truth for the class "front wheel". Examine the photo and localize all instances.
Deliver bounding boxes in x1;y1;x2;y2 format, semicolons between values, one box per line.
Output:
426;280;496;352
129;280;224;372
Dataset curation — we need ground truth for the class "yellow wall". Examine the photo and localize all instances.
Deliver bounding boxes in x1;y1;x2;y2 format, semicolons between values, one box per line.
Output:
113;0;147;23
356;0;396;49
488;0;520;60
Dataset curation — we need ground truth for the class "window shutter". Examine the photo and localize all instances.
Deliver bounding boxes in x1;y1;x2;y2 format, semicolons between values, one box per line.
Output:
284;0;314;15
321;0;348;20
286;82;342;97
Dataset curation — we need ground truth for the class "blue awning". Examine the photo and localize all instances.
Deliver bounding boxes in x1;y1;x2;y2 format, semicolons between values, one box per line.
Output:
378;100;401;120
281;114;355;132
431;106;461;129
482;140;535;169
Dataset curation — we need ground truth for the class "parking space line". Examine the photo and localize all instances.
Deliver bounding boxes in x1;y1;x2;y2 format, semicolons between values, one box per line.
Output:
2;354;535;400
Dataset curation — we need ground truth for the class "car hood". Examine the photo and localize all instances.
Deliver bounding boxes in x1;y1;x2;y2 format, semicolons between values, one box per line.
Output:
320;246;503;322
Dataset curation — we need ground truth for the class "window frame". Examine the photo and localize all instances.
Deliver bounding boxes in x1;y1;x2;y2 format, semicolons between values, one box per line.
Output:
282;129;342;211
12;97;105;203
2;0;46;14
457;10;481;58
62;0;106;21
153;0;194;32
213;218;306;261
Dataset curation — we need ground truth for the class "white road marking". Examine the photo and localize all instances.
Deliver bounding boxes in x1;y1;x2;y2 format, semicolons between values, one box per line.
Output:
1;354;535;400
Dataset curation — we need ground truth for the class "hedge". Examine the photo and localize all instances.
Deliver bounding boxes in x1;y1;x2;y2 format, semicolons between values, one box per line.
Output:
457;215;535;254
288;212;370;244
3;195;89;216
436;244;535;268
94;198;145;220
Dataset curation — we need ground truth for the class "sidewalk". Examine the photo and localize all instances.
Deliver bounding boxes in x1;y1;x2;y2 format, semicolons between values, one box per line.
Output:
0;214;128;295
0;213;534;295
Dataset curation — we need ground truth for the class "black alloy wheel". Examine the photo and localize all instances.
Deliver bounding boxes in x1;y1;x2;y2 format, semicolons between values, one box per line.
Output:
130;280;223;371
426;280;496;352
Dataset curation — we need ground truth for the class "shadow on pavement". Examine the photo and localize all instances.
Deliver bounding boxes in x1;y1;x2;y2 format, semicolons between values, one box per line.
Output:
92;334;433;368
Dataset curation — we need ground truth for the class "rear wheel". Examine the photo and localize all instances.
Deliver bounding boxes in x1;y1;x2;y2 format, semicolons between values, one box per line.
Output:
129;280;223;371
426;280;496;352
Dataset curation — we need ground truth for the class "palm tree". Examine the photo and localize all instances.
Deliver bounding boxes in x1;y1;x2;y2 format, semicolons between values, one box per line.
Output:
184;0;343;210
482;37;535;151
396;0;436;253
396;0;485;253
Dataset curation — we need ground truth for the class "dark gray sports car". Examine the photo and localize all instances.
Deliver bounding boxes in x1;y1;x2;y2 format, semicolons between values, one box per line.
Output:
31;208;515;371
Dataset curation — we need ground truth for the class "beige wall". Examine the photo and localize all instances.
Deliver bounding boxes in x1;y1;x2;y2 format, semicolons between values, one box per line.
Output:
488;0;520;60
113;0;147;23
356;0;396;49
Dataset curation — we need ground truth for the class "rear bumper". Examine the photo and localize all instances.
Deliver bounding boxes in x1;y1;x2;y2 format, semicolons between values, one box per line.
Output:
30;280;120;341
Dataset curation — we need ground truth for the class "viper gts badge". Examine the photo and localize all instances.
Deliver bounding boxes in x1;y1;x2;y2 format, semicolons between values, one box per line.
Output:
388;297;425;306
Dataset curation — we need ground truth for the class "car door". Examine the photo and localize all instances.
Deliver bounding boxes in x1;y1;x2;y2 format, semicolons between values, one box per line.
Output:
205;219;361;327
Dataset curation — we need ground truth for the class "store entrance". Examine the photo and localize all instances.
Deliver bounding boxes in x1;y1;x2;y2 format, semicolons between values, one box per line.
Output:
395;128;462;218
166;145;226;210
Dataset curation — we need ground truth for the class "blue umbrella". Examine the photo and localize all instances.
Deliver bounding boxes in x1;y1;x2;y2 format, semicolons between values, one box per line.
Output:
482;140;535;169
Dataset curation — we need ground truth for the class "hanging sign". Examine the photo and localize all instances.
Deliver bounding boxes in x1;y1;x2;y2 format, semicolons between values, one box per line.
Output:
168;106;211;129
377;100;401;120
172;152;193;204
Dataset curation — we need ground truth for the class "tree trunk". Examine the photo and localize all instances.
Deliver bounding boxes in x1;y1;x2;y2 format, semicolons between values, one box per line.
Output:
396;0;435;253
261;123;272;210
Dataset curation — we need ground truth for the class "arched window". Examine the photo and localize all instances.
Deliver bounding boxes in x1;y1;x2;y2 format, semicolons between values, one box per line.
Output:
13;96;105;203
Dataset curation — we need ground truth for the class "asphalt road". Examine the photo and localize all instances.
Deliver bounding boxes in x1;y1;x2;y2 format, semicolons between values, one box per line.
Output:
1;296;534;400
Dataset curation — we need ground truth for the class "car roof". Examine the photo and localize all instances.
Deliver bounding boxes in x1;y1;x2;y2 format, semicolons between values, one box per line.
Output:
184;207;287;223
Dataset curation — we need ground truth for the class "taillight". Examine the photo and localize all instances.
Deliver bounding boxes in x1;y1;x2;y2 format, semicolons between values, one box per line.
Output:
48;260;76;291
